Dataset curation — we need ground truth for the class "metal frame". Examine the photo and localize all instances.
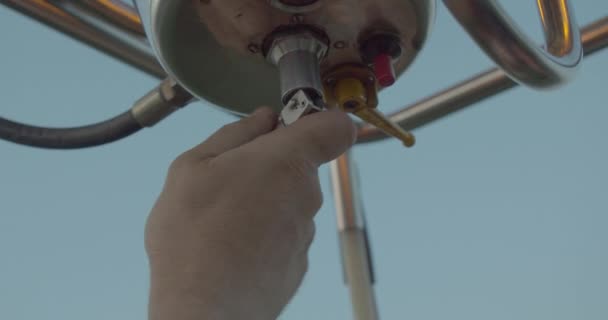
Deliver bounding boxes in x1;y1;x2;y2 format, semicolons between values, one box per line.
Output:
330;151;379;320
0;0;165;78
443;0;582;89
2;1;608;319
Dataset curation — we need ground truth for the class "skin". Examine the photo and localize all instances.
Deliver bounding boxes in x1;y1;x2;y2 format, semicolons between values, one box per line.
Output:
145;107;357;320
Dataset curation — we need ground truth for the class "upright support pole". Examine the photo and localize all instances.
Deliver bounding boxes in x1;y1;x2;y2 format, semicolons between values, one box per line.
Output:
330;151;379;320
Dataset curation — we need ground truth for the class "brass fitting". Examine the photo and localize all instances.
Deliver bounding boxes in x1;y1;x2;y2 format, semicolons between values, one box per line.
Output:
323;64;415;147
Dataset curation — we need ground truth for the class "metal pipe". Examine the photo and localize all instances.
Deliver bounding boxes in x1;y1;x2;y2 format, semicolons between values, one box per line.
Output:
330;152;379;320
0;77;192;149
2;3;606;146
85;0;145;35
357;16;608;144
0;0;165;78
443;0;582;89
50;0;152;63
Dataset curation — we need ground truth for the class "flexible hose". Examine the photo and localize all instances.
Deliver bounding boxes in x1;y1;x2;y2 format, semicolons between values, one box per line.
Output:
0;111;142;149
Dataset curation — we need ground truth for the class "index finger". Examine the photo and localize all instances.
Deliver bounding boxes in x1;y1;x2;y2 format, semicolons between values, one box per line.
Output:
244;109;357;168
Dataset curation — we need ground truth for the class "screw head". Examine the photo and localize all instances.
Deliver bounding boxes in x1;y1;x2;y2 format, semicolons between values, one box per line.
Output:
333;41;346;49
248;44;260;53
291;14;305;24
343;100;360;110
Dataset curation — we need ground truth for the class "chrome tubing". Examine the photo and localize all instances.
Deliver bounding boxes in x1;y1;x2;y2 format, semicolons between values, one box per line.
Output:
2;2;606;146
330;152;379;320
443;0;583;89
357;16;608;144
0;78;192;149
82;0;145;35
49;0;152;59
0;0;165;78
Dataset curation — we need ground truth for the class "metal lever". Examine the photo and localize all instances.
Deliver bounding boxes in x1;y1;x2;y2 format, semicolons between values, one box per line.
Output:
324;68;416;147
443;0;583;89
351;107;415;147
279;89;324;126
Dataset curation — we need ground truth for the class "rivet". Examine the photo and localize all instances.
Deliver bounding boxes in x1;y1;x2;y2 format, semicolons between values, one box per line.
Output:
248;44;260;53
334;41;346;49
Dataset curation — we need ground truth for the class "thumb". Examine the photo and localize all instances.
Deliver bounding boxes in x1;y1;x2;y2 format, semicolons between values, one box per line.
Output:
247;109;357;167
187;107;277;159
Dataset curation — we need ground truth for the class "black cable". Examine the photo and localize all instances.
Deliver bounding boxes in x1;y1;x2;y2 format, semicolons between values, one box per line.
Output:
0;111;143;149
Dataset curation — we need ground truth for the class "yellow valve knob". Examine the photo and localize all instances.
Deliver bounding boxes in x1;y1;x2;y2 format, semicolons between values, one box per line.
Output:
335;77;367;112
353;108;416;147
332;77;415;147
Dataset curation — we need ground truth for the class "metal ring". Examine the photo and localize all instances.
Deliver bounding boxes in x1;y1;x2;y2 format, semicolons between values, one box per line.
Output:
269;0;323;13
443;0;583;89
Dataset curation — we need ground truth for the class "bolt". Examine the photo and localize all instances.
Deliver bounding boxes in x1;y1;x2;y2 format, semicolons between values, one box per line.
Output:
343;101;360;110
333;41;346;49
248;43;260;53
280;0;318;5
291;14;305;24
325;78;336;85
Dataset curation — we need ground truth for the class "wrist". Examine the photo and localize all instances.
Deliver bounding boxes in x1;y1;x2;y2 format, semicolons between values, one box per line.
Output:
148;280;227;320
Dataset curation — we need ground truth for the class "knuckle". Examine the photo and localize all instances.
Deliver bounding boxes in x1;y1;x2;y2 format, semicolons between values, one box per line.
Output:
301;222;316;250
220;121;240;131
297;255;309;277
214;120;244;138
311;183;323;212
168;152;195;175
219;117;251;133
274;155;314;181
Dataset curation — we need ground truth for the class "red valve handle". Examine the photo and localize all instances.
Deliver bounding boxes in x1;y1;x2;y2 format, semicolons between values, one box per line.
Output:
373;54;396;87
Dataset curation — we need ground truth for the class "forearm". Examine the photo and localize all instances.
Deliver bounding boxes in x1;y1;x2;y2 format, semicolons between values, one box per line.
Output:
149;279;224;320
148;263;281;320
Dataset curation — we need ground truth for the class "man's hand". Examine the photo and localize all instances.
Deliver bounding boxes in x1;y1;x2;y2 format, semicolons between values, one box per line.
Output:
145;108;356;320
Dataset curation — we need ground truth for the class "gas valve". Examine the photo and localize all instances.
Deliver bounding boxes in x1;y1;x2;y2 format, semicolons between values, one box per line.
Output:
264;27;329;126
263;25;415;147
323;64;415;147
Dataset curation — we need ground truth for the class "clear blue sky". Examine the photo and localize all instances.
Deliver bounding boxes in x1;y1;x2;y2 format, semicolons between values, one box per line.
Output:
1;2;607;320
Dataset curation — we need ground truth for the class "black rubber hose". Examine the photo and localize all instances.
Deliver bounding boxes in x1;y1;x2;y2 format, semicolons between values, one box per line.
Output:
0;111;143;149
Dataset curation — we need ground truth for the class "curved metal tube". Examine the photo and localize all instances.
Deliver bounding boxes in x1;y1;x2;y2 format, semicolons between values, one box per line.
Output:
87;0;145;35
357;16;608;143
49;0;152;61
443;0;583;89
3;1;606;147
0;0;165;78
0;78;192;149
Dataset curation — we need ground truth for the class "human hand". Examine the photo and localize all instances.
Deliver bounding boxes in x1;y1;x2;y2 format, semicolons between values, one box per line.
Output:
145;108;356;320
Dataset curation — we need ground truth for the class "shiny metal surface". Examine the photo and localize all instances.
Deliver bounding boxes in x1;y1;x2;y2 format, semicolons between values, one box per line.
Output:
330;152;365;230
330;152;379;320
357;16;608;143
268;32;328;103
0;0;164;78
443;0;582;89
131;78;193;127
85;0;145;34
135;0;435;115
279;89;323;126
269;0;323;14
51;0;152;60
266;31;328;65
278;51;324;102
580;16;608;55
339;230;379;320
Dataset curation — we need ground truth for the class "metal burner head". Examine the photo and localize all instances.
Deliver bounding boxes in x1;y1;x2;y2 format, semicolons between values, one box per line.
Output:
134;0;436;116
